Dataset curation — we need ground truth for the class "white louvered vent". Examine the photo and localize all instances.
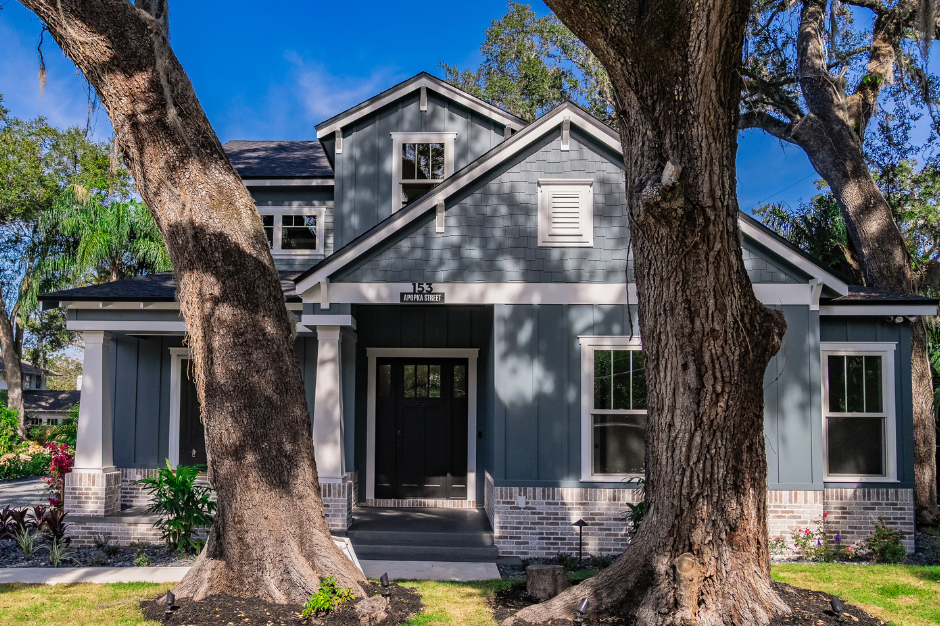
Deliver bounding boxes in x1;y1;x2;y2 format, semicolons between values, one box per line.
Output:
538;179;594;247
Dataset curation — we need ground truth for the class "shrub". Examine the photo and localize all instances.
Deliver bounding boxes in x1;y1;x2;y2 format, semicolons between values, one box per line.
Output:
42;444;74;509
47;537;73;567
0;407;20;455
40;508;69;545
790;513;859;562
769;535;788;558
27;426;54;446
50;408;77;449
864;517;908;563
301;576;355;618
0;451;52;481
135;459;216;554
13;527;40;556
556;552;579;569
133;544;152;567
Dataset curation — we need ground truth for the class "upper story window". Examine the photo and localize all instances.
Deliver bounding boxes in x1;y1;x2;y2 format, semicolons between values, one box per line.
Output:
259;207;327;256
391;133;456;211
537;179;594;247
821;342;897;481
579;336;646;482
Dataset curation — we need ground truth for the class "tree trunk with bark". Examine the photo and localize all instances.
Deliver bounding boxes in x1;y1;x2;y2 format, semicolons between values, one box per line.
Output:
17;0;366;603
741;0;938;524
0;295;26;435
509;1;791;624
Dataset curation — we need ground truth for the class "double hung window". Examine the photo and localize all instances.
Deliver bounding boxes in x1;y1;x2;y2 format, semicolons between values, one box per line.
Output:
391;133;456;210
821;343;897;481
259;207;326;256
580;337;647;481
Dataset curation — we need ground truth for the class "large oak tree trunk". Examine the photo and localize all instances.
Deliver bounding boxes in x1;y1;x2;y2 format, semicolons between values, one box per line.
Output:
509;1;791;624
0;296;26;436
18;0;366;603
791;0;938;524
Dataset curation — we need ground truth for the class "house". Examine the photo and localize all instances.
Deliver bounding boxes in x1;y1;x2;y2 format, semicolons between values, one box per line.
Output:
39;73;934;555
0;358;57;391
23;390;80;427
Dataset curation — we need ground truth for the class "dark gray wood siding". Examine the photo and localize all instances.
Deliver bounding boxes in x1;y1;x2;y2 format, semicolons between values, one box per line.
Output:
334;91;506;249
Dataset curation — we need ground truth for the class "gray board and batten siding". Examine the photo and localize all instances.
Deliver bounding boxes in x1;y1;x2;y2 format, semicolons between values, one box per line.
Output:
332;126;810;286
332;89;507;250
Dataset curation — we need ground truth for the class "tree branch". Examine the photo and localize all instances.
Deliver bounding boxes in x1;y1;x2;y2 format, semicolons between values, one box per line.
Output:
842;0;888;16
739;111;799;144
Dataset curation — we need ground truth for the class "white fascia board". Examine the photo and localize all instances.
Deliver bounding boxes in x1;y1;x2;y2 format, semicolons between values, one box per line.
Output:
69;319;315;334
242;179;334;187
738;219;849;296
301;281;817;306
315;75;526;138
820;304;938;316
63;301;303;311
297;105;621;295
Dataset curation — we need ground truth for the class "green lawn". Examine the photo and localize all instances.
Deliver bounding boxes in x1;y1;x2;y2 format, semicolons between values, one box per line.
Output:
0;565;936;626
772;564;940;626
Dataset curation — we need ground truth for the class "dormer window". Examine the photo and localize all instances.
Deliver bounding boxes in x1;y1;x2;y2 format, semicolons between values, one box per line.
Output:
259;207;327;256
391;132;456;211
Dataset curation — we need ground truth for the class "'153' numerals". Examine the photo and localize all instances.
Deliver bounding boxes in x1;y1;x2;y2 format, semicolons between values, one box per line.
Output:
411;283;434;294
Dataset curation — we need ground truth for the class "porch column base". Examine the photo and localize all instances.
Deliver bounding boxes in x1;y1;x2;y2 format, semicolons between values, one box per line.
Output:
65;468;121;517
321;471;356;532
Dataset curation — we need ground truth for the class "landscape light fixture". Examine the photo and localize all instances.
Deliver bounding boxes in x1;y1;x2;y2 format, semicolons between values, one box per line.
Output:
574;598;589;624
380;572;390;598
164;590;177;618
572;519;588;564
830;595;844;621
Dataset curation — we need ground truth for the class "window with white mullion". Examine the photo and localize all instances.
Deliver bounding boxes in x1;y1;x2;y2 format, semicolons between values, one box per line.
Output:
590;347;647;477
258;207;326;256
391;133;456;211
822;348;894;479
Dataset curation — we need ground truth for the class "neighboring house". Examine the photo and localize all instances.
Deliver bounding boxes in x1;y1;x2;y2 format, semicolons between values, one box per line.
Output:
24;390;80;426
0;358;56;391
39;73;934;555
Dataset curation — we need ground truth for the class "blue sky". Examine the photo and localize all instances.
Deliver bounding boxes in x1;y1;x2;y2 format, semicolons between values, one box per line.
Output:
0;1;872;213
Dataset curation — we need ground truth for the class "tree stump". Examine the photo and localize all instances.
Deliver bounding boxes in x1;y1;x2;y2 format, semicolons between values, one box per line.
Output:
526;564;570;600
355;596;388;625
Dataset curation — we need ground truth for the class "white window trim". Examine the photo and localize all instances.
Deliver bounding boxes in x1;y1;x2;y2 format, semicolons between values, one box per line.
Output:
390;132;456;212
365;347;478;502
167;347;194;469
537;179;595;247
579;336;644;482
820;341;898;483
258;206;327;257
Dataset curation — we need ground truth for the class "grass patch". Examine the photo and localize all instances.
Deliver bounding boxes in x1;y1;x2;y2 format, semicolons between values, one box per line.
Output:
568;569;597;582
398;580;515;626
0;582;171;625
772;564;940;626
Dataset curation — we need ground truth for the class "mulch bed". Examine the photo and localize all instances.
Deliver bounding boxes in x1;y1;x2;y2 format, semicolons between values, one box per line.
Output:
490;580;885;626
141;581;422;626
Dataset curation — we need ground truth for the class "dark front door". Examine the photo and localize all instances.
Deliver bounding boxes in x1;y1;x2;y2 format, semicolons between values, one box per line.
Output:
375;358;469;500
179;359;207;466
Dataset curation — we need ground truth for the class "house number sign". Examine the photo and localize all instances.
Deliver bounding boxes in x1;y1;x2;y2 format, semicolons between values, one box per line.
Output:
400;283;445;303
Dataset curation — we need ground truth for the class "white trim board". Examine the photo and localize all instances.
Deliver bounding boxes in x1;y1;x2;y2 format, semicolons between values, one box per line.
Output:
364;348;479;503
315;74;526;138
820;304;938;316
167;347;193;469
66;320;315;334
242;178;334;187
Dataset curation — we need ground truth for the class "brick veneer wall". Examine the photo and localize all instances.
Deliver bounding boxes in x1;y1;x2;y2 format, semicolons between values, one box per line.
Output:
484;471;495;529
490;485;915;558
66;519;164;546
491;485;641;558
321;472;356;532
65;469;121;517
120;468;160;508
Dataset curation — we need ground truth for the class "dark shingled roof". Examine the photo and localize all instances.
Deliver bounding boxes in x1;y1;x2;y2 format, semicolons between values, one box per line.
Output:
823;285;939;306
38;271;302;303
23;390;80;413
223;141;333;179
0;358;58;376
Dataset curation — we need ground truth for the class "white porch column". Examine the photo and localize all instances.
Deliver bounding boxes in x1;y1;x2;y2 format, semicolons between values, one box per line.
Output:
313;326;345;480
66;331;121;516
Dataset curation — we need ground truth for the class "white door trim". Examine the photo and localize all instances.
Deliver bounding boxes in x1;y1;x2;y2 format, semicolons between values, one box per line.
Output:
168;347;192;468
365;347;479;502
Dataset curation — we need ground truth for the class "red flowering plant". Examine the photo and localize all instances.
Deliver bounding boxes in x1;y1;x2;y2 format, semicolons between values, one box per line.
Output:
42;444;74;510
787;512;859;562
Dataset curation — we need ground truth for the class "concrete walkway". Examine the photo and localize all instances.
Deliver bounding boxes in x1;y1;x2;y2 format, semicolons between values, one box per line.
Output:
0;567;190;584
0;478;49;508
0;561;501;584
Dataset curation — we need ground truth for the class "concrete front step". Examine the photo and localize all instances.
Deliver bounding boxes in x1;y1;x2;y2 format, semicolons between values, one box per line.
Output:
351;544;499;562
347;529;495;546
